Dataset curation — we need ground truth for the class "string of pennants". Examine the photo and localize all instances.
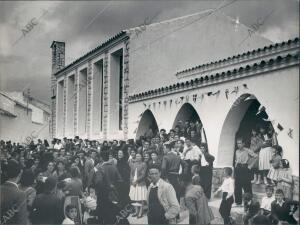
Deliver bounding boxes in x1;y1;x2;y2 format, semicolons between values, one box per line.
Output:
133;83;295;138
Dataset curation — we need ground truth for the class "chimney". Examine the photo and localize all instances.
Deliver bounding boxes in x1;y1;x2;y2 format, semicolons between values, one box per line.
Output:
50;41;65;138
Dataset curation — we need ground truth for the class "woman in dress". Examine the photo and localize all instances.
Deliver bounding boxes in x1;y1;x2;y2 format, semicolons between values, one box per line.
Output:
184;176;214;225
249;128;263;184
259;125;277;185
129;152;147;218
267;145;282;185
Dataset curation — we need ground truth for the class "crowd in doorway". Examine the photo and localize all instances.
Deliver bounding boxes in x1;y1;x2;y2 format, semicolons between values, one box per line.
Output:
0;119;298;225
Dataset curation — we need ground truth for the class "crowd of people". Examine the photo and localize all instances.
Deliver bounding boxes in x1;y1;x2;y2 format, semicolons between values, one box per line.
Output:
0;119;298;225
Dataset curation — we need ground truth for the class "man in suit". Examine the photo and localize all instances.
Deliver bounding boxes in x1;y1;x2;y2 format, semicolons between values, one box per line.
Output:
199;143;215;199
31;176;64;225
147;164;180;225
1;159;28;225
161;143;186;204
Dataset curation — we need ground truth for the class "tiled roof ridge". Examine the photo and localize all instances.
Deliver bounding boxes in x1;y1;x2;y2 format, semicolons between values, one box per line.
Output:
176;37;299;77
129;50;299;102
54;31;127;76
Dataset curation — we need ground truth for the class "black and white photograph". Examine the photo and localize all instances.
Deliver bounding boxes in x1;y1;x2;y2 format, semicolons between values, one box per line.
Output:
0;0;299;224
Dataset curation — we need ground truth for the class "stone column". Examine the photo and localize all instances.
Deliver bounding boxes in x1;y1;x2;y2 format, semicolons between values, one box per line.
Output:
123;39;130;140
102;51;109;140
74;68;79;136
87;60;93;139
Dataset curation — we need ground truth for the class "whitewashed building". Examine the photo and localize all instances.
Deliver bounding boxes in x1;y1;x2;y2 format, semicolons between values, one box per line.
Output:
50;11;299;182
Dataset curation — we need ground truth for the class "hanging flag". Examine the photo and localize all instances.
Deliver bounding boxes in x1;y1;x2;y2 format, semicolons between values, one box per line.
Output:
243;84;248;89
231;86;239;94
225;89;229;99
170;99;172;107
212;90;220;96
193;94;197;102
277;123;284;131
207;92;213;96
143;103;147;107
288;128;293;138
256;105;266;115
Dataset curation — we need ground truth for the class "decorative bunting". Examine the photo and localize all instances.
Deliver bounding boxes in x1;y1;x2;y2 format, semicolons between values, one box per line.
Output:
163;100;167;106
143;103;147;107
133;128;138;134
231;86;239;94
175;99;179;105
193;94;197;103
170;99;172;107
138;112;143;118
243;84;248;89
212;90;220;96
180;96;184;102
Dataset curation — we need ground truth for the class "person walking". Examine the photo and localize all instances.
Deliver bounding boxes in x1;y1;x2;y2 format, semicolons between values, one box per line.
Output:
147;164;180;225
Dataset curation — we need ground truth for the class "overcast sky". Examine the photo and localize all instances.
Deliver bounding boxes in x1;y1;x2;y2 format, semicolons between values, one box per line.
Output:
0;0;299;103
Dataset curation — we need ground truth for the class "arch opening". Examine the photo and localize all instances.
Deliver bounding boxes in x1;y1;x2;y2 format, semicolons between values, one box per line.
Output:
218;94;277;167
172;103;207;146
135;109;159;140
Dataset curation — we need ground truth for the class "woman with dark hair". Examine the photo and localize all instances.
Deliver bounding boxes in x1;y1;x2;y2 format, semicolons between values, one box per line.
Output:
19;169;37;209
267;145;283;185
65;167;83;197
41;161;55;178
52;160;70;181
129;152;147;218
259;125;277;185
44;139;49;148
116;149;130;196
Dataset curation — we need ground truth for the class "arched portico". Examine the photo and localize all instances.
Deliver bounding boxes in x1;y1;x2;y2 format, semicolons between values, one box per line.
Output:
172;103;207;144
217;93;275;167
135;109;159;139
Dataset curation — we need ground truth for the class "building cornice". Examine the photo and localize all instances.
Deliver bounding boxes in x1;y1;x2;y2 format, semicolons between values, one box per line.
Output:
54;31;128;77
176;37;299;79
129;51;300;103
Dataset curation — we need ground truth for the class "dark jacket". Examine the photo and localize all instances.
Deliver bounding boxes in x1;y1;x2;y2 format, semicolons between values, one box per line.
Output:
130;161;147;185
31;192;64;225
1;182;28;225
270;199;298;224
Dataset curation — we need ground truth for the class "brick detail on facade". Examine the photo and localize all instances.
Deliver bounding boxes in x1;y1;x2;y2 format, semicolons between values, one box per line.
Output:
102;51;109;140
87;60;93;139
74;68;79;136
63;75;67;137
50;42;65;139
123;40;130;140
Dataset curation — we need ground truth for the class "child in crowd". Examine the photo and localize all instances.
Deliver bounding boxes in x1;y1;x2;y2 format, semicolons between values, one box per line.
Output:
267;145;282;185
270;189;298;224
277;159;293;200
213;167;235;225
243;193;260;225
191;164;202;186
260;185;275;216
83;187;97;224
62;204;78;225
